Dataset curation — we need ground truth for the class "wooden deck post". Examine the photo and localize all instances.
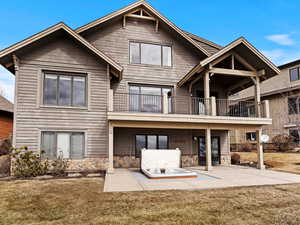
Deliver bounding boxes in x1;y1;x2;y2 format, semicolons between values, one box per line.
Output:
163;93;168;114
211;96;216;116
108;122;114;174
204;71;210;115
256;128;265;170
205;128;212;171
263;100;270;118
254;76;261;117
108;89;114;112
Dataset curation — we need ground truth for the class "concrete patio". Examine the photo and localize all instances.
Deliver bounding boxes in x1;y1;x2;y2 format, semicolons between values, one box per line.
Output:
104;166;300;192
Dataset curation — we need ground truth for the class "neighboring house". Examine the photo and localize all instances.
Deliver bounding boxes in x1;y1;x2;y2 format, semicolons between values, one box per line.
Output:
0;0;279;172
231;59;300;145
0;96;13;139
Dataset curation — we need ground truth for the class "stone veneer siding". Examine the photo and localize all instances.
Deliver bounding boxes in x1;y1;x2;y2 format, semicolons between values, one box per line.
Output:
114;153;231;168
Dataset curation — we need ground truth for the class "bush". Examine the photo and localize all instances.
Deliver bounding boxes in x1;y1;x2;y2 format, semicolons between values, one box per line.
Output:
231;153;240;165
10;146;49;178
239;142;253;152
272;134;294;152
0;138;12;156
50;155;69;177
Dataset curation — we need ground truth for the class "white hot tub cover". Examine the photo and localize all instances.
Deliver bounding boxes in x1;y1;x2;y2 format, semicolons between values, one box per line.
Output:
141;148;181;170
141;148;197;179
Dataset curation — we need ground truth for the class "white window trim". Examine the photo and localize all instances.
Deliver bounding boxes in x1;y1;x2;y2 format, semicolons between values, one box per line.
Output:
39;129;88;159
38;68;90;110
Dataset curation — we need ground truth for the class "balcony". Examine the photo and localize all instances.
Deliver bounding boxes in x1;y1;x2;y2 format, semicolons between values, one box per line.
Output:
107;91;271;127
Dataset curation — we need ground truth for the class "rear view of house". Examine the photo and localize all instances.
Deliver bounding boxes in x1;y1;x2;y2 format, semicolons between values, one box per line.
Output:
0;0;279;173
0;96;13;140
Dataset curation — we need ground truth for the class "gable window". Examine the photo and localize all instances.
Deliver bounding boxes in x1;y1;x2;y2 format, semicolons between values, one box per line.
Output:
290;67;300;81
288;97;300;114
41;131;85;159
129;42;172;67
135;134;169;157
43;71;87;107
129;85;172;113
246;132;256;141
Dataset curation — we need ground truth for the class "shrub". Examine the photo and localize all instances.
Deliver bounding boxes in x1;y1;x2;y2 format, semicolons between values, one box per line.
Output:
50;155;69;177
0;138;12;156
272;134;294;152
231;153;240;165
10;146;49;178
239;142;253;152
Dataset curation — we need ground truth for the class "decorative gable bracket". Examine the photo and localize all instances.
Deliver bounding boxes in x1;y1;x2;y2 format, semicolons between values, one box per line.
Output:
123;8;159;32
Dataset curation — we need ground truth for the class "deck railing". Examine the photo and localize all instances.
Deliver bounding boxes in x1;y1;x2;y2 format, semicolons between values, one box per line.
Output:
110;91;270;118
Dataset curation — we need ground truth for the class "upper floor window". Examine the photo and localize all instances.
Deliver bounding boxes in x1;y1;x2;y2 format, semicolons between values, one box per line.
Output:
129;42;172;67
290;67;300;81
43;71;86;107
288;97;300;114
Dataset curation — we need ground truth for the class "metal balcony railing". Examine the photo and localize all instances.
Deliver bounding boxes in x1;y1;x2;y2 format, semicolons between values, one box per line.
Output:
110;92;269;118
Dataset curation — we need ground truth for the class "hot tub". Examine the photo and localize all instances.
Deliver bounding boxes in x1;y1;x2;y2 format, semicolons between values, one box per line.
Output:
141;148;197;179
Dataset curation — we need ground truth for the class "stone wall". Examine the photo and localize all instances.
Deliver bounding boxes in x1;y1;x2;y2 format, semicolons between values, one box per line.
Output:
67;158;108;171
114;156;140;168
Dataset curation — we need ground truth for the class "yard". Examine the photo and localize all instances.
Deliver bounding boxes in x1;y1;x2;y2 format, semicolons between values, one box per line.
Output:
238;152;300;174
1;178;300;225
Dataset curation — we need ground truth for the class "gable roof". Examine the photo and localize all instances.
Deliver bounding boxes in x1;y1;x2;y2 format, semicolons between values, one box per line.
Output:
0;22;123;75
0;96;13;113
76;0;210;57
178;37;280;87
183;31;222;55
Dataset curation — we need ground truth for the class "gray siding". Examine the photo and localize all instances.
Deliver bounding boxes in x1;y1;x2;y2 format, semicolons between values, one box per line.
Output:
83;18;201;95
16;36;109;157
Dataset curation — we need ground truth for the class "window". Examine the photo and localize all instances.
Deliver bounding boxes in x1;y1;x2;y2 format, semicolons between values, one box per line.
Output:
41;131;85;159
289;129;300;143
290;67;300;81
288;97;300;114
135;135;169;157
43;72;86;107
129;85;172;113
246;132;256;141
129;42;172;67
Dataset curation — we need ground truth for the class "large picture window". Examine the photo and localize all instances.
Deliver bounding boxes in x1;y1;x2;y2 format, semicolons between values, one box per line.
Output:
41;131;85;159
129;42;172;67
43;71;86;107
129;85;172;113
135;135;169;157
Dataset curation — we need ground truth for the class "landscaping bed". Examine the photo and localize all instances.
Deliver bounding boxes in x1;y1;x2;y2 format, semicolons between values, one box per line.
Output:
236;152;300;174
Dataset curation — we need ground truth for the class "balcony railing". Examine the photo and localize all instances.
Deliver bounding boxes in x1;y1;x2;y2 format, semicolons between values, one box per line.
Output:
110;92;270;118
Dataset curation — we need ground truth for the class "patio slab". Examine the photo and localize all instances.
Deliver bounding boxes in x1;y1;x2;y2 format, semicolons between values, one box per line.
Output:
104;166;300;192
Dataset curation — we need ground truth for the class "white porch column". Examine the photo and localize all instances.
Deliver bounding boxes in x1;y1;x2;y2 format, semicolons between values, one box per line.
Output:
205;128;212;171
254;76;261;117
256;128;265;170
163;93;169;114
108;121;114;174
204;71;210;115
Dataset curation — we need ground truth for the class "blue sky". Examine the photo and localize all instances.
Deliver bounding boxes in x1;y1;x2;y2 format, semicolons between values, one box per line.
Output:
1;0;300;102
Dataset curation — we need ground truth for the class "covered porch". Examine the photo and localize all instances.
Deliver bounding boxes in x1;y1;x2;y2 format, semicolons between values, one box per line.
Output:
107;120;266;173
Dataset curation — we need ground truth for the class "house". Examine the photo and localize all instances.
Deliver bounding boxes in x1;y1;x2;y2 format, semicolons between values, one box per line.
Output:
231;59;300;145
0;96;13;139
0;0;279;173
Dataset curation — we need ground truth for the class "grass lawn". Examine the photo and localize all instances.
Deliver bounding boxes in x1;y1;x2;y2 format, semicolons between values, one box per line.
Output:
1;178;300;225
238;152;300;174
